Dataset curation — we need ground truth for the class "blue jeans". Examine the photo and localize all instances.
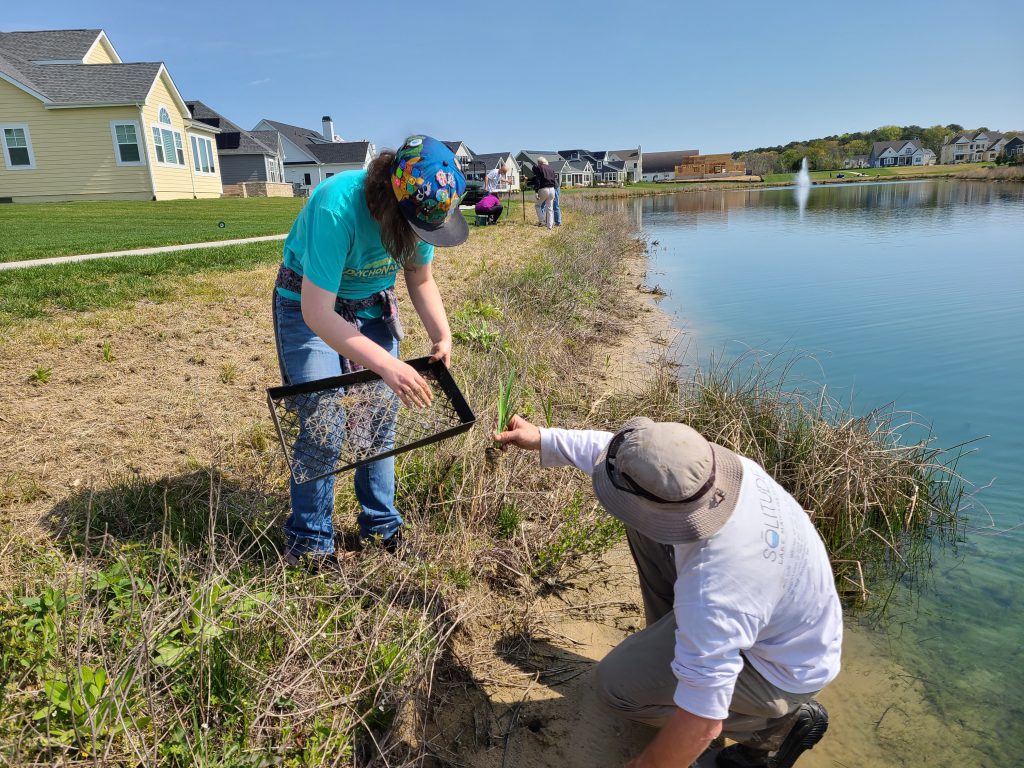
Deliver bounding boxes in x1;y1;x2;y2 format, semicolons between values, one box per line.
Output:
272;291;402;554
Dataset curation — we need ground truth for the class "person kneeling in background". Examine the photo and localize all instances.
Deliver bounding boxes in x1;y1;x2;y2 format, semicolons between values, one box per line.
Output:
475;191;503;224
495;415;842;768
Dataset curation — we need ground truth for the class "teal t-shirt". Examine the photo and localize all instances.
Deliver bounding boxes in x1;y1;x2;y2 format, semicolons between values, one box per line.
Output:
278;170;434;317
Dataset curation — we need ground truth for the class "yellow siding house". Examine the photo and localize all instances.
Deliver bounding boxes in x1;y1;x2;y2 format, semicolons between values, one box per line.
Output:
0;28;222;202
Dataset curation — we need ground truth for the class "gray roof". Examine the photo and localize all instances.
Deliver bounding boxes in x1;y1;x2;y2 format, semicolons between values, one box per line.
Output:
443;140;475;158
187;101;279;156
0;29;102;61
642;150;698;174
0;30;165;106
518;150;562;163
473;151;513;169
566;159;592;172
302;141;371;164
871;140;924;155
609;148;641;161
259;119;328;149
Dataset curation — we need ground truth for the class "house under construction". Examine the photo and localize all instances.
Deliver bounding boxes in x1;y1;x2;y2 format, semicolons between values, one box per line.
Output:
674;153;747;178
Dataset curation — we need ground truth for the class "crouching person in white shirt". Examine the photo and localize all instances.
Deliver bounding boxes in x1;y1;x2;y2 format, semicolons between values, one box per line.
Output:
494;415;843;768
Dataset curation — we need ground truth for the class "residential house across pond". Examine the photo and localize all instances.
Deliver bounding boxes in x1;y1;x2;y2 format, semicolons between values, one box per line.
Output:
939;130;1015;164
869;140;936;168
0;28;222;202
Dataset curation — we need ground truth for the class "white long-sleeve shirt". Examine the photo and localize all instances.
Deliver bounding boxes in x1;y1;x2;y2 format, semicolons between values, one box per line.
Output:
539;427;843;721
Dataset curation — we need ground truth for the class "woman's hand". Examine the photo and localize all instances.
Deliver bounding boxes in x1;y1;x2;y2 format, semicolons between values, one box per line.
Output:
381;359;433;409
494;415;541;452
429;336;452;368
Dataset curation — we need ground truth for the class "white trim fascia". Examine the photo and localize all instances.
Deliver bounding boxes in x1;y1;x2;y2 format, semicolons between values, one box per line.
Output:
0;71;52;103
143;64;190;117
110;119;147;167
45;101;143;109
0;122;37;170
86;31;123;64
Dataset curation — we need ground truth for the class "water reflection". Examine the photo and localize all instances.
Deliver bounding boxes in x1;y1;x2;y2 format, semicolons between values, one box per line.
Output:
600;180;1024;230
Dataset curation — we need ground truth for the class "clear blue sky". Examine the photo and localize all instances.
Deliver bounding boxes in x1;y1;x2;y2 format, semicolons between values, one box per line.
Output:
7;0;1023;154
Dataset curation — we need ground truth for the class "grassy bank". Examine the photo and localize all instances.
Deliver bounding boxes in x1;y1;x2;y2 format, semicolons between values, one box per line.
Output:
0;198;305;263
761;162;991;184
0;209;644;765
0;204;964;765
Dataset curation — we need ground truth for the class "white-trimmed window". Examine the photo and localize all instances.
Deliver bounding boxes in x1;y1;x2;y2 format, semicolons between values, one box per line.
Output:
110;120;144;166
151;106;186;166
1;124;36;170
190;134;216;175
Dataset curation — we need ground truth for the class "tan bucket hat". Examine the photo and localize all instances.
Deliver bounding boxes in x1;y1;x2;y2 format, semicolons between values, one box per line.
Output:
592;418;744;544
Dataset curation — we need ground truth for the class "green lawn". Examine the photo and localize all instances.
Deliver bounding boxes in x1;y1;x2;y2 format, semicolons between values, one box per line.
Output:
761;163;991;184
0;241;282;326
0;197;305;263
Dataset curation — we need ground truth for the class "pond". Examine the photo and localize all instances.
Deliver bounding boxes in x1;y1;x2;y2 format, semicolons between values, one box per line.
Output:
608;180;1023;766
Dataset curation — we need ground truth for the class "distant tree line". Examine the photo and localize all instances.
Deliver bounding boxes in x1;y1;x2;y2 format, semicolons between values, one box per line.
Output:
732;124;973;174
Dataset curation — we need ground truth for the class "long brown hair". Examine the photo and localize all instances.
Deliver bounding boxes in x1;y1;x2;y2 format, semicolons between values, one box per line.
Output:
364;150;419;268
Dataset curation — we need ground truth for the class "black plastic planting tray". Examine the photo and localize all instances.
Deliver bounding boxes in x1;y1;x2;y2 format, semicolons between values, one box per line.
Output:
266;357;475;484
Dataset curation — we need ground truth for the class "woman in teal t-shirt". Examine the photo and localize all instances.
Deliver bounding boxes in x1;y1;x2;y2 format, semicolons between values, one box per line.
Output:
273;135;469;569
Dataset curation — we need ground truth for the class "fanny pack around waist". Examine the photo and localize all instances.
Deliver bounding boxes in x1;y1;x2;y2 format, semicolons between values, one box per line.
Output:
275;264;405;371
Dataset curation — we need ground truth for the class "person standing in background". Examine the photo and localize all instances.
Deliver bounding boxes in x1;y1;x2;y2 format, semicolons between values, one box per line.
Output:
531;156;557;229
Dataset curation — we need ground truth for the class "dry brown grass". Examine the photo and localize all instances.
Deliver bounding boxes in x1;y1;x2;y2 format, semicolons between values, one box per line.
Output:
0;206;650;765
954;165;1024;181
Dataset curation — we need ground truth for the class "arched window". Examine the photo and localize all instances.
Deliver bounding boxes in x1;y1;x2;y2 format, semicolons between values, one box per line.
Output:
152;106;185;166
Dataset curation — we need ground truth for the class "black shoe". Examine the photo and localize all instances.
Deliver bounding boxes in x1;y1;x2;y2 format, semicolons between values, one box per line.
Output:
383;528;410;556
283;550;347;574
360;528;406;556
716;744;771;768
716;700;828;768
773;700;828;768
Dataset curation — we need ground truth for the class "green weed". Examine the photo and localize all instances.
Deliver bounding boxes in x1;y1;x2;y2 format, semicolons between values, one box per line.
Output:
28;365;51;384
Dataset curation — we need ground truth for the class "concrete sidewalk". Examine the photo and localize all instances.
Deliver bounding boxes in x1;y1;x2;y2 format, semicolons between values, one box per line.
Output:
0;233;288;271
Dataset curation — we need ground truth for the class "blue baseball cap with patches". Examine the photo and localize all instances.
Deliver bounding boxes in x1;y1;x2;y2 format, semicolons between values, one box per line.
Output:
390;135;469;247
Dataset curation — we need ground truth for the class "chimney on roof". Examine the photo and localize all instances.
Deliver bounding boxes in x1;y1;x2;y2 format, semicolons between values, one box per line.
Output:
321;115;334;142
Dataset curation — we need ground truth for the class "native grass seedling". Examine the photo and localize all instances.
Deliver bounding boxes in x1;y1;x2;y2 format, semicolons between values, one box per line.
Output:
29;365;52;384
101;341;115;363
495;370;518;436
542;393;554;428
497;503;522;539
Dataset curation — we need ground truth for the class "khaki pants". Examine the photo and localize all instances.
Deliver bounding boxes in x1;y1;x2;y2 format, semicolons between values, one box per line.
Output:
535;187;555;228
595;527;819;751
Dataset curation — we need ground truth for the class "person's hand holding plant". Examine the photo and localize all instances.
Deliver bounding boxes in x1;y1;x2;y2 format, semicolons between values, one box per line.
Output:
494;415;541;452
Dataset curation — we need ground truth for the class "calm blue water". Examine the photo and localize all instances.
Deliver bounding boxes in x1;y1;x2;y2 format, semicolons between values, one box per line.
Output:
613;180;1024;765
